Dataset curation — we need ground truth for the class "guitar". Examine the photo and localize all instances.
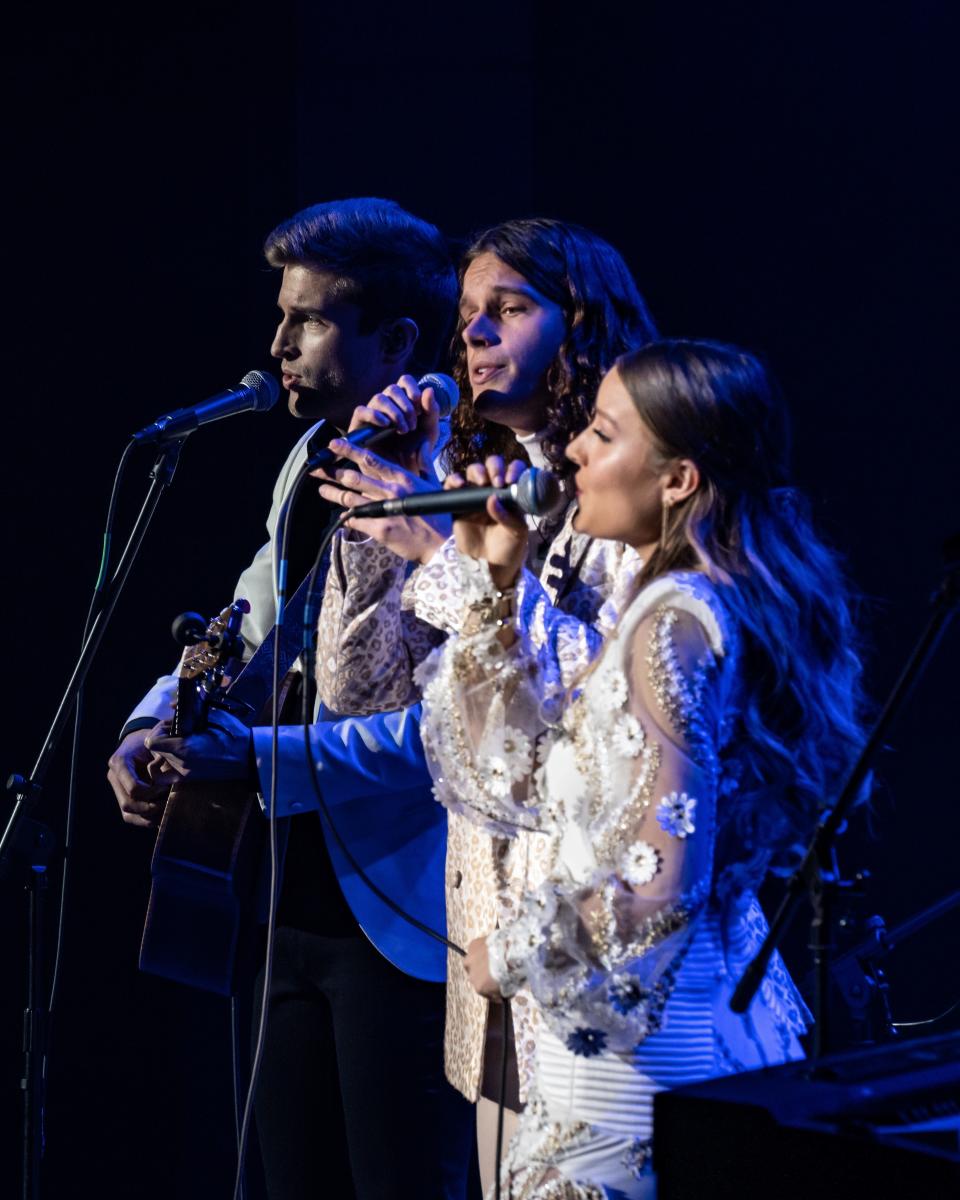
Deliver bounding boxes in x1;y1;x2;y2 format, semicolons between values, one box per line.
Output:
139;585;309;995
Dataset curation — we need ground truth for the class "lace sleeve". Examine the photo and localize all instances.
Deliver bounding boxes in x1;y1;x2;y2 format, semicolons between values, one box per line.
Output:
417;553;566;838
316;530;444;715
410;534;610;690
486;590;729;1053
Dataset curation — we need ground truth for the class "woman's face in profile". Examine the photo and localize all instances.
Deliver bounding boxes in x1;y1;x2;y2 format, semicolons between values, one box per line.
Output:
566;367;670;552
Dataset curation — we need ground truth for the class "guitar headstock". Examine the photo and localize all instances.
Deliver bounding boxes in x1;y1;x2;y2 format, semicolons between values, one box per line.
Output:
171;599;250;735
176;605;238;681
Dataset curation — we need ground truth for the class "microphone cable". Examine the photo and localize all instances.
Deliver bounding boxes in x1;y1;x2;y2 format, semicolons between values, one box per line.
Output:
231;451;308;1200
233;446;467;1200
303;506;520;1200
237;446;516;1200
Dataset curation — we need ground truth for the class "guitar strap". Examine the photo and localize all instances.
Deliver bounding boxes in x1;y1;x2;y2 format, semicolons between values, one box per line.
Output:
222;574;313;724
225;481;341;722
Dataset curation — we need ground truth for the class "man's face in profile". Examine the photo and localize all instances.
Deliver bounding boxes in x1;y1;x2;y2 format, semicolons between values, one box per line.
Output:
271;264;390;426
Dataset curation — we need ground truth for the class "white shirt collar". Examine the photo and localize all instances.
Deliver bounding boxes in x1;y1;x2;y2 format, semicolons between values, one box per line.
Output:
514;427;552;471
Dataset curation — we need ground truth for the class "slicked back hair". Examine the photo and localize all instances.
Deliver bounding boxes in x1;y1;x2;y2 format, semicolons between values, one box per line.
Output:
264;198;457;375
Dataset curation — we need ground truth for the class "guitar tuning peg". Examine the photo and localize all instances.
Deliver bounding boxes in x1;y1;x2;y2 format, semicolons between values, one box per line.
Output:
171;611;209;647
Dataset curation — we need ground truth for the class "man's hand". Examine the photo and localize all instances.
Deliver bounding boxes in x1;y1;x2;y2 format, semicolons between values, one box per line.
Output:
144;709;255;785
310;374;453;563
108;728;172;828
463;935;504;1000
446;456;529;590
345;374;441;476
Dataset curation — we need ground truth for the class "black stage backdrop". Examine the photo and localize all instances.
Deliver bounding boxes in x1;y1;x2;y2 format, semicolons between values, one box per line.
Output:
2;4;958;1196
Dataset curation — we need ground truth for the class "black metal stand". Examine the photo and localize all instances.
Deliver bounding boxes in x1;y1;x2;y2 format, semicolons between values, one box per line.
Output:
1;439;186;1200
818;886;960;1046
731;540;960;1056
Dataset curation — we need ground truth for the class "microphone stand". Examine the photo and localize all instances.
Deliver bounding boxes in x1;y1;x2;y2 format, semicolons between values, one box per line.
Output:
730;536;960;1058
816;885;960;1045
1;437;187;1200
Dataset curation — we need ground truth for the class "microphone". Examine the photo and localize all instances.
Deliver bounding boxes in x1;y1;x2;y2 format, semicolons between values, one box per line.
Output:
305;372;459;470
133;370;281;443
347;467;563;520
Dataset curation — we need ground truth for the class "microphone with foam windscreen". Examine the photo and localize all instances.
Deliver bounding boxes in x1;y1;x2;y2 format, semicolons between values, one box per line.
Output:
132;370;281;443
346;467;563;521
305;372;459;470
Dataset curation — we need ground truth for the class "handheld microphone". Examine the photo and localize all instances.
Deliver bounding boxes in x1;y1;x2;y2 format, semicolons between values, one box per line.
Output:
133;370;280;443
347;467;563;520
305;372;459;470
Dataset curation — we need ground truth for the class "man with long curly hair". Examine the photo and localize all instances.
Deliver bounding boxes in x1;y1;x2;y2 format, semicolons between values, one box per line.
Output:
310;218;658;1190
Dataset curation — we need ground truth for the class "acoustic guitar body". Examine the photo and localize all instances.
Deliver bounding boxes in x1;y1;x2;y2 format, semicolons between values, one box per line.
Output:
140;778;265;995
138;591;308;996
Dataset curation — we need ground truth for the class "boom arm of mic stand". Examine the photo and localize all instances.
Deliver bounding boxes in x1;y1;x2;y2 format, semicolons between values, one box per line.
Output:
730;556;960;1052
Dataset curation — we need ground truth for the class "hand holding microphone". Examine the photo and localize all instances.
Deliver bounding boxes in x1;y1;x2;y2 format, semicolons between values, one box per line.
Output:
310;372;461;564
438;457;550;588
307;372;457;473
338;456;563;588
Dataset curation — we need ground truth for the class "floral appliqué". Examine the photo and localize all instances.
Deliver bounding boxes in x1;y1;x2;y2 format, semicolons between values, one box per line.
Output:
610;712;645;757
599;668;629;711
622;840;662;886
478;757;512;798
607;974;648;1015
656;791;697;838
565;1027;608;1057
478;724;532;797
500;725;533;779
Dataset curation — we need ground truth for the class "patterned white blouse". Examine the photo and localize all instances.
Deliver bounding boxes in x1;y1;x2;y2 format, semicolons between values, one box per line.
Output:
418;555;809;1198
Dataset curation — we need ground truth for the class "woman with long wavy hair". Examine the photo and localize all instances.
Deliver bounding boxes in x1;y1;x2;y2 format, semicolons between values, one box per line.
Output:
418;339;865;1198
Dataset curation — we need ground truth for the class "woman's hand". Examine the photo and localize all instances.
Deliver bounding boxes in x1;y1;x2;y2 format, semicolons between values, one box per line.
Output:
445;456;529;590
463;936;504;1000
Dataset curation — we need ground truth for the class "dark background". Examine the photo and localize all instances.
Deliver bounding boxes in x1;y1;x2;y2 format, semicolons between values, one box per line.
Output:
2;3;958;1196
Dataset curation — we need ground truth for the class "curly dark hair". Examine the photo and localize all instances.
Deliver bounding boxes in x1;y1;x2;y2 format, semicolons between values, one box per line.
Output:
441;218;658;482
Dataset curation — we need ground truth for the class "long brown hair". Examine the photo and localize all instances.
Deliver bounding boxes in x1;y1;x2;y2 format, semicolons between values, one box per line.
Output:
616;340;866;886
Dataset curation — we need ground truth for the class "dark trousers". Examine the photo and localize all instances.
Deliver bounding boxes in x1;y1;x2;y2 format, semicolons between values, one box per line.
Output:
253;927;474;1200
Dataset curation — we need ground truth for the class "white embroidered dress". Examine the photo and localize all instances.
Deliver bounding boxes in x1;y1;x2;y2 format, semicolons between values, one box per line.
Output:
418;559;808;1199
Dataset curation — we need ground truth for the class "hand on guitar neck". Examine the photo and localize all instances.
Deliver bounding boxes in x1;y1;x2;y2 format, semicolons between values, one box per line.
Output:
108;598;254;827
109;715;255;827
108;727;175;828
144;709;254;788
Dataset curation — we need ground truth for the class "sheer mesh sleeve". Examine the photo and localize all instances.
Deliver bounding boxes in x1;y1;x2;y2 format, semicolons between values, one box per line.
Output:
417;553;556;838
484;590;729;1053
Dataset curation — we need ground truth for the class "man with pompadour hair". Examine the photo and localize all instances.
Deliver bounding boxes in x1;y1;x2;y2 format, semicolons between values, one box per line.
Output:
108;197;474;1199
264;197;457;381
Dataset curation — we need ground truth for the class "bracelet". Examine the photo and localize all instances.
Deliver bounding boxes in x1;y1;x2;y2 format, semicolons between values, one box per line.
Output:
461;586;516;636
